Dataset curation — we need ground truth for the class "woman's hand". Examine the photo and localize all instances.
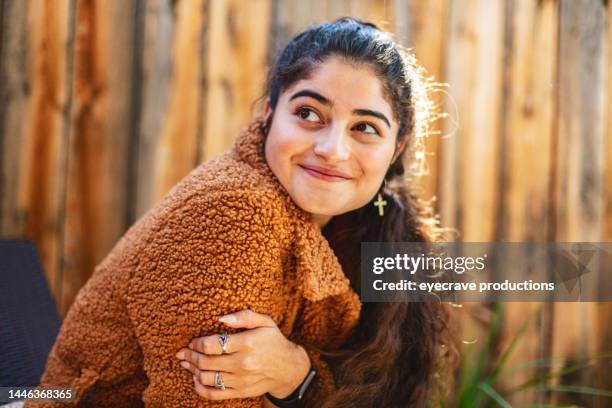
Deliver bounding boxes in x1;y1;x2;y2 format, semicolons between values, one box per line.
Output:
175;309;311;401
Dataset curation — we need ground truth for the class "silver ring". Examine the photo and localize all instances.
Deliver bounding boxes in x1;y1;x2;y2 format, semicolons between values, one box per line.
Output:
214;371;226;390
218;331;230;354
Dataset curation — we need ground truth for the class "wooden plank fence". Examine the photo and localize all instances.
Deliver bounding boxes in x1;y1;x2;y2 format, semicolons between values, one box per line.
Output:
0;0;610;405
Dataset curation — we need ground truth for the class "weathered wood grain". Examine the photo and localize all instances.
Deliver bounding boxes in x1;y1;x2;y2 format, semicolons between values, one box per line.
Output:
438;4;505;404
200;0;271;162
599;2;612;403
439;0;504;242
135;0;205;218
60;0;140;315
550;0;608;406
0;0;73;305
496;1;558;404
393;0;449;207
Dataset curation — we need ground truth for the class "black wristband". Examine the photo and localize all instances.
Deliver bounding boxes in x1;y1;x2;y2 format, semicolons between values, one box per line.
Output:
265;368;317;407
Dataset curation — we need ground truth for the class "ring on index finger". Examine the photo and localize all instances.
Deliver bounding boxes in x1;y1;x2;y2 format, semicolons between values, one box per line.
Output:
218;331;230;354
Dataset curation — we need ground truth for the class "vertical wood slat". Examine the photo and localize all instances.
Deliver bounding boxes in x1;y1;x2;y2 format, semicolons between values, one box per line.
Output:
134;0;174;219
396;0;449;205
200;0;272;162
607;0;612;244
60;0;140;315
438;4;504;393
459;0;504;243
599;2;612;404
554;0;607;242
496;0;558;404
551;0;609;406
502;0;557;243
135;0;205;218
602;1;612;245
0;1;30;235
439;0;504;242
0;0;73;305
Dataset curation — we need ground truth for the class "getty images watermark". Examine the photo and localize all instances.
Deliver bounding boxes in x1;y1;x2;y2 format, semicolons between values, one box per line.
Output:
360;243;611;302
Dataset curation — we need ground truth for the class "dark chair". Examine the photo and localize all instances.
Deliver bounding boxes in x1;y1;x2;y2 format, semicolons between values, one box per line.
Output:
0;239;61;387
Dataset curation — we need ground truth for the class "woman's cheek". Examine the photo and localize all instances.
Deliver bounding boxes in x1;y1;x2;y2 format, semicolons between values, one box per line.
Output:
276;132;311;167
356;147;394;182
267;129;308;188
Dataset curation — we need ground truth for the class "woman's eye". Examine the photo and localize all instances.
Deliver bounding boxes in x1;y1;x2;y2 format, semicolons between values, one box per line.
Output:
355;123;379;135
296;107;320;123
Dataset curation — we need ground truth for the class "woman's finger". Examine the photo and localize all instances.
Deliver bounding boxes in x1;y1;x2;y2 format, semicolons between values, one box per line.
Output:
176;348;237;372
189;328;268;355
195;368;237;389
180;361;241;389
218;309;277;329
189;332;237;355
193;376;240;401
192;373;270;401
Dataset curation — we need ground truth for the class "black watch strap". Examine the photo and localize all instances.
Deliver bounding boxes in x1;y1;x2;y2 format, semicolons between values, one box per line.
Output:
265;368;317;407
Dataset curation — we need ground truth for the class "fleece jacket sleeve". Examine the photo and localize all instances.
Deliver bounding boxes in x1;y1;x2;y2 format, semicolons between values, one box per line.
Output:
25;189;288;407
127;189;289;407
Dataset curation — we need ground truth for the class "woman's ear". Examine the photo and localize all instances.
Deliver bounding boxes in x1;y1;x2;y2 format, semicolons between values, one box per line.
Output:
263;99;272;121
392;139;408;163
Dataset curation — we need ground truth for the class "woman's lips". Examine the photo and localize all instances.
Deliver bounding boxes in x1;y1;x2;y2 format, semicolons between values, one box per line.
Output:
298;165;351;182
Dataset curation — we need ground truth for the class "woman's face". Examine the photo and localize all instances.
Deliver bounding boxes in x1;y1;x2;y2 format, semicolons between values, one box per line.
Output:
264;56;404;228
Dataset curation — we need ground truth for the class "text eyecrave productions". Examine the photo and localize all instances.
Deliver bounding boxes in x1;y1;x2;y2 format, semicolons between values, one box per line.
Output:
372;279;555;292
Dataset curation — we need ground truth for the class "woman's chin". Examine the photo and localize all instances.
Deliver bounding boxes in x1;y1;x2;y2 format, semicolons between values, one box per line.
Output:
292;196;344;218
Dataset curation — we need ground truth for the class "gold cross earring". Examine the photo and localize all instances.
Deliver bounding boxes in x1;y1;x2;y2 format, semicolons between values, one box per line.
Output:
373;180;388;216
373;193;387;217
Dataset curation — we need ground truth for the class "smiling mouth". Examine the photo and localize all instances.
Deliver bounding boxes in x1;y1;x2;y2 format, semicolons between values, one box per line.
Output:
298;165;351;182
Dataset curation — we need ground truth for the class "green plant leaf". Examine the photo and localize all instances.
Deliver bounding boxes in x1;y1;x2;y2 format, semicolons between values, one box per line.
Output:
538;384;612;397
509;352;612;393
478;382;512;408
501;357;565;375
524;405;581;408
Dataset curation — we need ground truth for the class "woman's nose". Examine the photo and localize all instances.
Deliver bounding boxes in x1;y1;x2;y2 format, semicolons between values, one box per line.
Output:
313;123;350;162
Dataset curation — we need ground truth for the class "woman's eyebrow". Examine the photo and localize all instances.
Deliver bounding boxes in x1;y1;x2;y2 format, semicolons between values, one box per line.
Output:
289;89;332;106
289;89;391;128
352;109;391;129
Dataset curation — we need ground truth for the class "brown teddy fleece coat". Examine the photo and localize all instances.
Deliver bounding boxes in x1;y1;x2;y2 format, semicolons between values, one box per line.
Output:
25;114;362;407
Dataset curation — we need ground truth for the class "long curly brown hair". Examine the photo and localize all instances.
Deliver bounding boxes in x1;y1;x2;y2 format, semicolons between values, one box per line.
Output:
259;17;459;407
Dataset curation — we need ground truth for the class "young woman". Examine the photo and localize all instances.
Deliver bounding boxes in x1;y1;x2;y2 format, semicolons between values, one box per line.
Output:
28;18;456;408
